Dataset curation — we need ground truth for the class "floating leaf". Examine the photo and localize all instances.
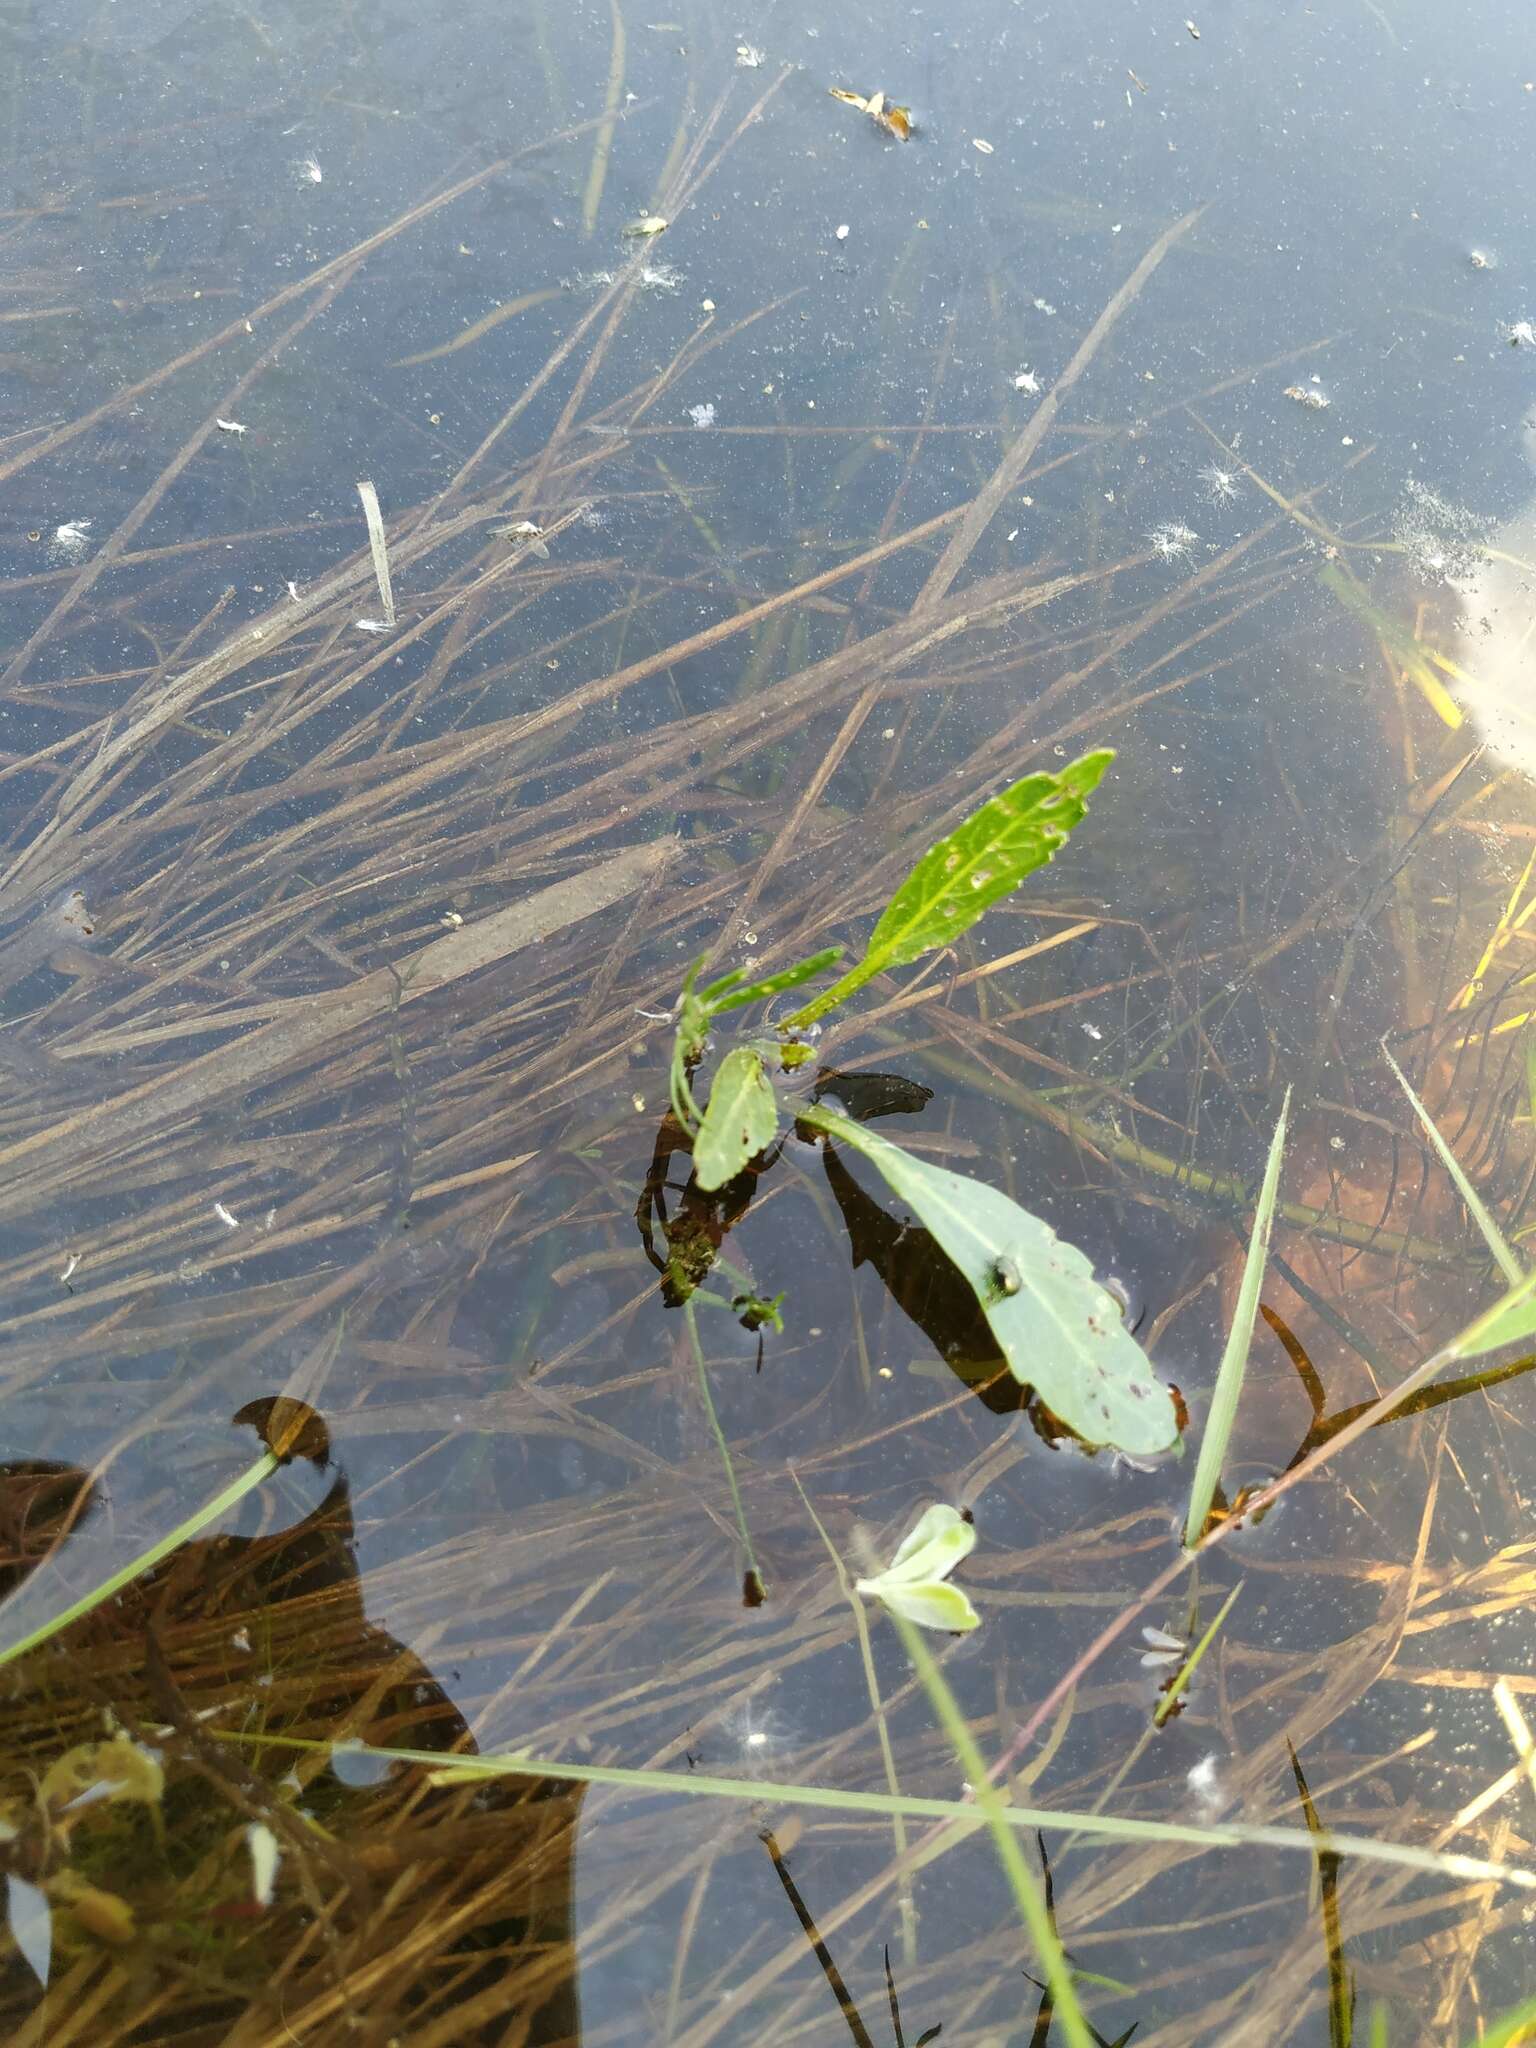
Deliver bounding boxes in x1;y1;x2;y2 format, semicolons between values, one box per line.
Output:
789;750;1111;1026
693;1047;779;1192
855;1504;980;1632
7;1875;50;1986
802;1104;1178;1455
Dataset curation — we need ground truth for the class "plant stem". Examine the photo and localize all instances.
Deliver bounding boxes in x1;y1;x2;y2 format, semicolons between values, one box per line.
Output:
884;1609;1095;2048
792;1477;917;1965
683;1298;764;1597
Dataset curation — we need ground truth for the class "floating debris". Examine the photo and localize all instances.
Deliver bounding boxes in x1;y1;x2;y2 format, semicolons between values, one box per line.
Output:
246;1823;281;1908
1504;318;1536;348
1393;477;1489;585
1198;462;1241;503
1140;1623;1187;1669
490;518;550;559
48;518;91;565
293;156;322;186
1185;18;1200;38
216;417;249;435
687;402;717;429
972;137;994;155
1283;382;1330;411
1033;296;1058;316
1447;442;1536;779
623;214;669;238
835;222;850;240
829;87;913;141
1468;247;1494;271
735;42;764;68
1146;521;1200;561
1012;368;1041;394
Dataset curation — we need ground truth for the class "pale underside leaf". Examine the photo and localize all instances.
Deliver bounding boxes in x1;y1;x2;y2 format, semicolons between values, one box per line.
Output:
878;1502;975;1582
859;1578;980;1632
803;1104;1178;1456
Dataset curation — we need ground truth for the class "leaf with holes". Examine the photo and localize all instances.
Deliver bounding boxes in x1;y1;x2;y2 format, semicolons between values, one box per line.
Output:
693;1047;779;1192
802;1103;1178;1455
788;750;1112;1026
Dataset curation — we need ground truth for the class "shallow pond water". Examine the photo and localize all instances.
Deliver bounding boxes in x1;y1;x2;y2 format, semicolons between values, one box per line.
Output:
0;1;1534;2042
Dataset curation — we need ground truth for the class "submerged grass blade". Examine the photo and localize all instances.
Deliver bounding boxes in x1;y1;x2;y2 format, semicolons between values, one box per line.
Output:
1288;1741;1354;2048
760;1829;877;2048
0;1453;279;1672
1382;1042;1523;1284
356;479;396;628
582;0;626;235
1184;1089;1290;1546
388;286;563;368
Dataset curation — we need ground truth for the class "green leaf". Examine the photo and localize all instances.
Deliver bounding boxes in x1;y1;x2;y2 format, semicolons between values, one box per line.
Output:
693;1047;779;1192
788;751;1112;1028
703;947;842;1016
801;1104;1177;1455
1383;1042;1523;1285
1450;1265;1536;1361
1184;1091;1289;1547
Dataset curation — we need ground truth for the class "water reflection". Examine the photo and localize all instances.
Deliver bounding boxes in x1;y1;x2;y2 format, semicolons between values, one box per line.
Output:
0;1401;583;2042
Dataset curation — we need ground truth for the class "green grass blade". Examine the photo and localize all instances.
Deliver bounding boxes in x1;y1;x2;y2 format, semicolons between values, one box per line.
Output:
884;1607;1095;2048
693;1046;778;1192
0;1452;279;1671
1382;1042;1522;1283
787;750;1112;1028
220;1730;1536;1892
1153;1579;1244;1727
1184;1089;1290;1547
1449;1265;1536;1360
1466;1995;1536;2047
